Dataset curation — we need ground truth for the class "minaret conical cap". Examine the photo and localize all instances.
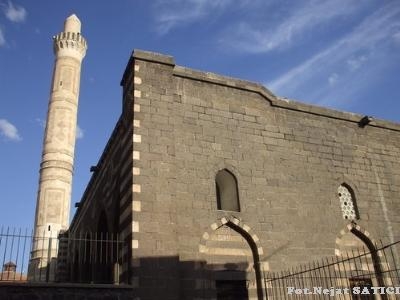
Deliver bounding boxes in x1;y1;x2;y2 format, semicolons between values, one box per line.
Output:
64;14;81;33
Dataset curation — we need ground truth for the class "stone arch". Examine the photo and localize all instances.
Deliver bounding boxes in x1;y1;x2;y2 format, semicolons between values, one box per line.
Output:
199;216;265;300
335;222;387;291
335;222;376;256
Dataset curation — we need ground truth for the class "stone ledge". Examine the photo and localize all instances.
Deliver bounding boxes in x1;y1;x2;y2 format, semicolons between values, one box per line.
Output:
173;63;400;132
0;281;134;289
121;48;400;131
133;49;175;66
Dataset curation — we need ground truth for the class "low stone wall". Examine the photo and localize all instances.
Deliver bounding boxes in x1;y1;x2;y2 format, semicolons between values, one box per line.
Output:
0;282;134;300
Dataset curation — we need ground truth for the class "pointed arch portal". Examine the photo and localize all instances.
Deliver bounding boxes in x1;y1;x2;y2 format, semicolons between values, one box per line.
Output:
200;216;265;300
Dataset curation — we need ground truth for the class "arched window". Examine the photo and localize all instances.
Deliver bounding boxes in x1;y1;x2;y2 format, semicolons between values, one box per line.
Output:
338;184;359;220
216;169;240;212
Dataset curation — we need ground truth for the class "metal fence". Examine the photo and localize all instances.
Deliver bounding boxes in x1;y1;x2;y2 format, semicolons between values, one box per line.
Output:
0;227;31;282
264;240;400;299
0;227;126;284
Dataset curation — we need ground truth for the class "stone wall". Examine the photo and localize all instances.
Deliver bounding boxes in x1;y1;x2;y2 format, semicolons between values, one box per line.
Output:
71;49;400;299
127;50;400;299
0;283;133;300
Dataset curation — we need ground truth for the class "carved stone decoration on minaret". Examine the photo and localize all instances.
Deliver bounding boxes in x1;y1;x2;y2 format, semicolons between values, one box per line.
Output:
29;14;87;281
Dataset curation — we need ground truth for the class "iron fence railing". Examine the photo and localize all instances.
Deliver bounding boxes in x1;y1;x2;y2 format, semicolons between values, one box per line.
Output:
0;227;31;282
0;227;127;284
264;240;400;299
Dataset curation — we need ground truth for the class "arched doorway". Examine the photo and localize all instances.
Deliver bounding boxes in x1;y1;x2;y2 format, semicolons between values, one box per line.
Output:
93;211;113;283
336;223;387;300
200;217;265;300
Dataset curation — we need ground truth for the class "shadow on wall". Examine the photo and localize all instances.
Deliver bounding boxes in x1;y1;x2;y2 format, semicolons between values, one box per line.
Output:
131;256;258;300
65;255;261;299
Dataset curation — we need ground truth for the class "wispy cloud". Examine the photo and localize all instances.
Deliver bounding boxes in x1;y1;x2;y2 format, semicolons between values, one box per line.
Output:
328;73;339;86
35;118;45;128
76;125;84;139
267;2;400;106
347;55;368;71
222;0;359;53
3;1;27;23
0;26;5;46
153;0;233;34
0;119;22;141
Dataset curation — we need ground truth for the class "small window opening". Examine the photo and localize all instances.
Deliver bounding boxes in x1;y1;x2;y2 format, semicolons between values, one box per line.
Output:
215;169;240;212
338;184;359;220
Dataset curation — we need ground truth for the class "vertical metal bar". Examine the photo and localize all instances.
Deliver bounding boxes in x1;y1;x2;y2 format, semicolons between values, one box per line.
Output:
314;261;322;300
293;265;305;300
19;228;28;281
1;227;10;281
270;274;275;300
288;268;294;300
333;256;345;300
28;228;35;281
110;233;115;265
315;260;323;299
298;264;306;300
54;231;59;281
79;231;83;282
379;241;391;287
105;231;109;264
0;226;3;276
7;227;16;281
276;271;282;300
339;252;347;293
324;258;335;299
46;236;52;282
100;232;103;264
39;229;46;280
387;240;400;286
13;228;22;281
283;271;288;300
82;232;85;266
363;244;375;296
94;231;97;265
307;263;314;300
273;273;278;300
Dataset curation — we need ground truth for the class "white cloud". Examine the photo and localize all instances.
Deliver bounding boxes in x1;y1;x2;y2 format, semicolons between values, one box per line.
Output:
393;31;400;44
0;27;5;46
0;119;22;141
76;125;84;139
347;55;368;71
154;0;233;34
222;0;359;53
35;118;45;128
267;2;400;99
328;73;339;86
4;1;27;23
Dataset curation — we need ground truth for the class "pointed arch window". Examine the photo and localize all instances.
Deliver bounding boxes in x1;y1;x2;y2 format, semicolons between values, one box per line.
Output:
216;169;240;212
338;184;359;220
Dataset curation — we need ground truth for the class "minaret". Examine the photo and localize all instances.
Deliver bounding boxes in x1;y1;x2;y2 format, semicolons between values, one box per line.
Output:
29;14;87;281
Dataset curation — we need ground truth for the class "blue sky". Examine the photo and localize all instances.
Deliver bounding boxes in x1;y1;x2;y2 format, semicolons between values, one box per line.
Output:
0;0;399;229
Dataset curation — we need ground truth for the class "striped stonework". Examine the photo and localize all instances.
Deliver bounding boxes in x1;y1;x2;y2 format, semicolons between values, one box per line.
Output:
118;123;134;283
333;223;391;289
198;216;265;299
130;63;142;291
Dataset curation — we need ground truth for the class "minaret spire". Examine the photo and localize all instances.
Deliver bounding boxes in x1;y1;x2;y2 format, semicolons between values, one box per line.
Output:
29;14;87;281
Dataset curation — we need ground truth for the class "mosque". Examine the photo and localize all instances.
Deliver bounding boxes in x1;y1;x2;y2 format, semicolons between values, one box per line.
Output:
29;14;400;300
